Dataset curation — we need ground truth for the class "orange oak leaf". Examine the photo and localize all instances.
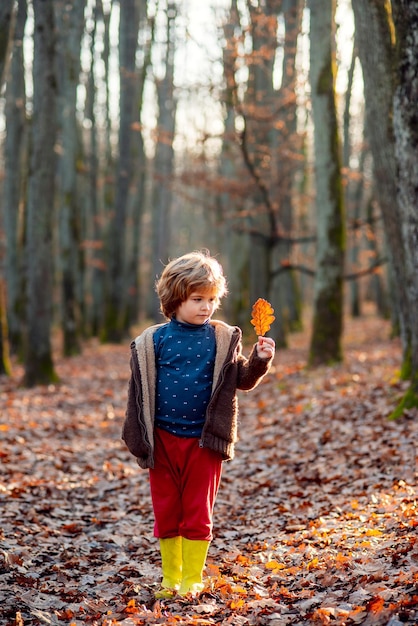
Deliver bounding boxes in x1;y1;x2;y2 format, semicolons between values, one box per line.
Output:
250;298;275;336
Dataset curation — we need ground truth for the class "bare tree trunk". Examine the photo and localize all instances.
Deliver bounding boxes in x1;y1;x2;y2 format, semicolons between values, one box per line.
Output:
84;0;113;338
364;191;389;318
103;0;140;341
24;0;58;386
391;0;418;415
270;0;304;344
308;0;345;365
342;44;362;318
218;0;250;330
126;0;151;327
0;0;16;375
84;7;101;337
55;0;86;356
3;0;27;357
351;0;410;357
245;2;279;311
150;2;177;321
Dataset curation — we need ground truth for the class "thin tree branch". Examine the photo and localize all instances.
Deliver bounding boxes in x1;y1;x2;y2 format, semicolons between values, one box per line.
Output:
271;257;388;280
271;263;316;278
232;223;316;245
343;257;388;280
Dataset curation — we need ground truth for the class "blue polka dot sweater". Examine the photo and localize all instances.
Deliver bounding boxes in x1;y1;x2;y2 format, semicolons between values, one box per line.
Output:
123;319;273;469
154;318;216;437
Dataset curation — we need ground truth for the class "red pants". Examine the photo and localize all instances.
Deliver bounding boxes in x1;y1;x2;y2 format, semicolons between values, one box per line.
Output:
149;428;223;541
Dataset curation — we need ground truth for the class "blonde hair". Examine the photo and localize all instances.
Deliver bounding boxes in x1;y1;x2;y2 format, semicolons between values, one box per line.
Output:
156;251;228;319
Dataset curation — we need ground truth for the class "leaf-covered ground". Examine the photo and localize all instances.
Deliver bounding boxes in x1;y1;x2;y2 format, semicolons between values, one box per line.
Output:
1;313;417;626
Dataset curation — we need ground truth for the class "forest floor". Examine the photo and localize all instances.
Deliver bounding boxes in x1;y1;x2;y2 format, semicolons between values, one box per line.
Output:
0;309;417;626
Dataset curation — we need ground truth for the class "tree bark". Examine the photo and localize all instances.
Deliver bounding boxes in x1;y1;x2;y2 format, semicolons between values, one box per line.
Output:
351;0;410;358
245;2;279;311
84;7;102;337
103;0;140;340
0;0;15;374
84;0;113;338
3;0;27;357
308;0;345;365
24;0;58;386
391;0;418;415
270;0;304;345
150;2;177;321
125;1;151;327
218;0;250;330
55;0;86;356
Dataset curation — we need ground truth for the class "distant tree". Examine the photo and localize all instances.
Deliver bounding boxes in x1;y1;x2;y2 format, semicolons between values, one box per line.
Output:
342;44;362;318
0;0;15;375
391;0;418;416
23;0;58;386
243;1;280;312
308;0;345;365
125;2;153;327
269;0;304;342
3;0;27;358
217;0;250;330
83;0;112;338
55;0;86;357
150;2;178;321
83;5;102;337
221;0;304;344
103;0;141;341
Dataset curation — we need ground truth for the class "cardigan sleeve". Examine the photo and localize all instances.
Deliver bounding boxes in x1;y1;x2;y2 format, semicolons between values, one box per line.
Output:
121;348;154;467
236;344;273;391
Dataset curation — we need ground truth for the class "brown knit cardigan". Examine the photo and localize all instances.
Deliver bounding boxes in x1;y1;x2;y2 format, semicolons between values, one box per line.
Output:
122;319;273;468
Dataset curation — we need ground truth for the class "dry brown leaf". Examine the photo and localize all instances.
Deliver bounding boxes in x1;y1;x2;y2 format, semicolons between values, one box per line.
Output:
250;298;275;336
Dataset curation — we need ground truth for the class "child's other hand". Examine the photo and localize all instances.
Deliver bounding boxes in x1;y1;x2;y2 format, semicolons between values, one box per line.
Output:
256;336;275;360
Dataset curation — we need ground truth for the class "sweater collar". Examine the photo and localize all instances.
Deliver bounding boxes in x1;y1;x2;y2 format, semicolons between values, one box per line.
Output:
170;316;210;331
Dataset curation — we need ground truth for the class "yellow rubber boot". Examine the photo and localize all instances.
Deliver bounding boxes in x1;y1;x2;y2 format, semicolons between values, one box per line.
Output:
178;538;210;596
155;536;182;599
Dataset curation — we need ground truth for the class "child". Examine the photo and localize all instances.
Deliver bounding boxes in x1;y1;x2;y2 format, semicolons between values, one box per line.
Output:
122;251;275;598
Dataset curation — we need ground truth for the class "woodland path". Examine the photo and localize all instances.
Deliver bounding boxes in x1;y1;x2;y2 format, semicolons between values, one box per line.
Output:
0;312;417;625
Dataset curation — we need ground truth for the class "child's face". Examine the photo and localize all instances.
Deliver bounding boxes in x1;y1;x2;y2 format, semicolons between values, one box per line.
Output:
175;290;219;325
